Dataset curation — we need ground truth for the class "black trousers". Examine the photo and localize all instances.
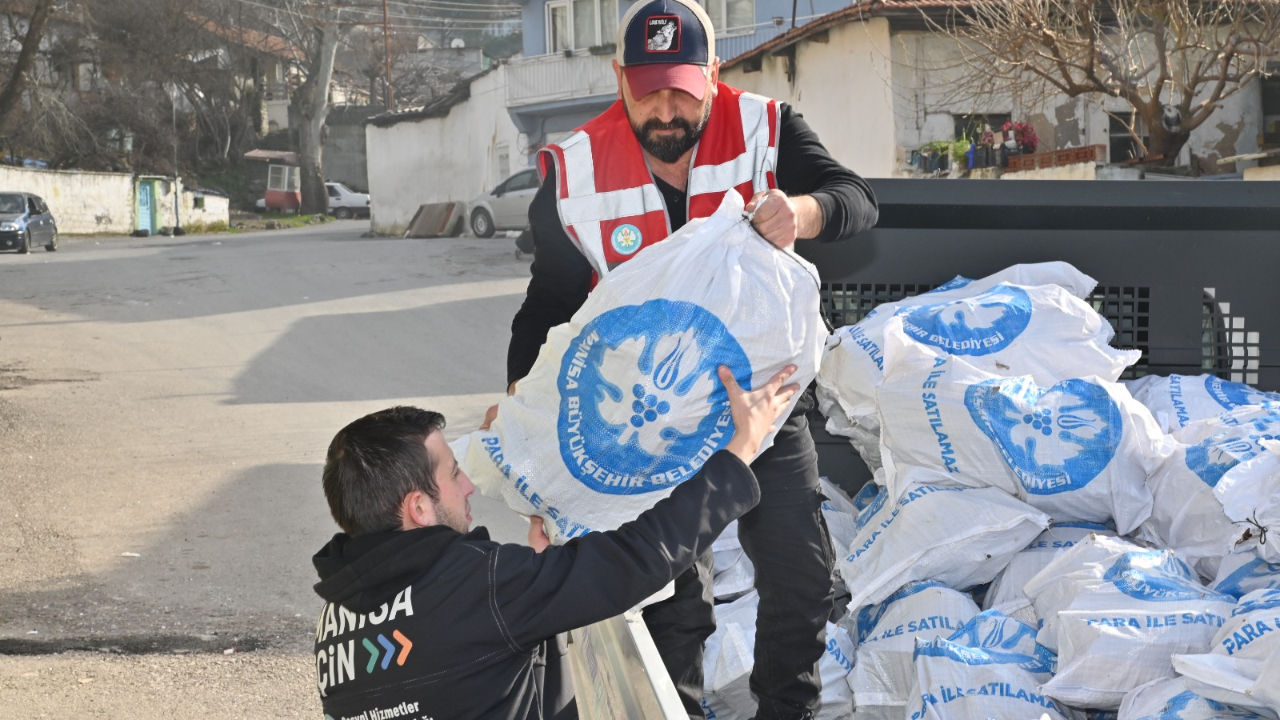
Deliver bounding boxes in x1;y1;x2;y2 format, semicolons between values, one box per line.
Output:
642;414;836;720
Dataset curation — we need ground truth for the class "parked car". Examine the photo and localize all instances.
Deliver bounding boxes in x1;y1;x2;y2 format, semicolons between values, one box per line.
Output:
467;168;540;238
0;192;57;253
326;182;370;219
253;183;371;218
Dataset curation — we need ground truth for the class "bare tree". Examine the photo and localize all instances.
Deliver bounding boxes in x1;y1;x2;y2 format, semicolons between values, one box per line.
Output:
927;0;1280;164
264;0;349;215
0;0;55;128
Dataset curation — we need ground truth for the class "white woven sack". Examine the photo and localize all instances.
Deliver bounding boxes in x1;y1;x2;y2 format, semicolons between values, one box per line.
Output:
456;192;824;543
704;590;855;720
1215;440;1280;565
711;521;755;601
702;590;758;720
1207;588;1280;662
905;634;1071;720
1126;373;1280;434
816;382;883;471
1022;534;1236;709
1117;677;1268;720
844;581;979;718
1141;408;1280;573
815;262;1132;469
713;551;755;602
876;319;1169;533
837;474;1049;609
1213;552;1280;600
820;477;859;564
1172;652;1280;717
984;522;1115;612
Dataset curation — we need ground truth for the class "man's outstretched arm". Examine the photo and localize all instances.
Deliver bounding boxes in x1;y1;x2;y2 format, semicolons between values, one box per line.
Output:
490;365;800;648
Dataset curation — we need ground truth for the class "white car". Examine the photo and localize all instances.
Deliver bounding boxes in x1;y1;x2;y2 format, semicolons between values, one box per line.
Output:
467;168;540;238
326;182;370;219
254;183;371;219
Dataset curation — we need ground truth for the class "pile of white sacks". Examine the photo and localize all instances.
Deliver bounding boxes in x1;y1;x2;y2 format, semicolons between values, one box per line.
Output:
703;262;1280;720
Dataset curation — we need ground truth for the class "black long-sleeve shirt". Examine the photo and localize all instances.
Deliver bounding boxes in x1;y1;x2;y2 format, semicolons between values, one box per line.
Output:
312;450;759;720
507;103;879;387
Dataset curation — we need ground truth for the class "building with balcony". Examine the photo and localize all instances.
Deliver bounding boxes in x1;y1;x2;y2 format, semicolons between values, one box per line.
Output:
506;0;848;149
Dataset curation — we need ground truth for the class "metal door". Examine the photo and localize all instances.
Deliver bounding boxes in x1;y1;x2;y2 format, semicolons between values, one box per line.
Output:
137;182;155;233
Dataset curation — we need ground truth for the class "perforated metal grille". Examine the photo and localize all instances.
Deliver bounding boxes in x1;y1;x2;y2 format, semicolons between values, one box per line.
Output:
1202;289;1262;385
817;282;1152;379
1086;286;1150;380
819;283;939;328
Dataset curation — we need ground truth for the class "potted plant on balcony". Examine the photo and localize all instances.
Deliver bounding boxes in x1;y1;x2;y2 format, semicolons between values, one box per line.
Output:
950;133;974;171
1002;121;1039;155
919;140;952;174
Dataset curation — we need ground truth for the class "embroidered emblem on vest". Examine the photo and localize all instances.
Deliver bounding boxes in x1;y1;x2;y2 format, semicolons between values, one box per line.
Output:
611;224;643;255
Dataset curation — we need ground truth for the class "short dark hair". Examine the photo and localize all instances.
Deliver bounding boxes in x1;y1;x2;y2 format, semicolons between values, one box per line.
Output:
322;406;447;537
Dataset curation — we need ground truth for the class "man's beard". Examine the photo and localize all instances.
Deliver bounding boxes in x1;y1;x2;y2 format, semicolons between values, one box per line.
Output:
434;501;469;534
627;100;711;164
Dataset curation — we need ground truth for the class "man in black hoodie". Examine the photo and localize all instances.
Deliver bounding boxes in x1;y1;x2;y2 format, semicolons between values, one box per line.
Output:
312;364;799;720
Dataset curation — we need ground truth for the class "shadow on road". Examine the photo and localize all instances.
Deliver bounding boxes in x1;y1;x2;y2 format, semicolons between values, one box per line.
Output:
0;460;333;652
227;293;524;404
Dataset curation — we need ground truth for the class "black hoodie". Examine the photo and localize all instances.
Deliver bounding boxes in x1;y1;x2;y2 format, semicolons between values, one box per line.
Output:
311;450;759;720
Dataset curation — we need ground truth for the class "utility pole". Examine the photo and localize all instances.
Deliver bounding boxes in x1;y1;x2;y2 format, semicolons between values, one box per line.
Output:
172;87;182;232
382;0;394;112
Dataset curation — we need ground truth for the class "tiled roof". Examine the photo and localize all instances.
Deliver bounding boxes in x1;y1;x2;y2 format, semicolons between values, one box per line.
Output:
721;0;968;69
190;14;305;62
365;67;498;128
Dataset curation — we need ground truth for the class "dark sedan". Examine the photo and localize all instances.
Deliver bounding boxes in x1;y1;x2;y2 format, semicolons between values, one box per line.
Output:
0;192;58;253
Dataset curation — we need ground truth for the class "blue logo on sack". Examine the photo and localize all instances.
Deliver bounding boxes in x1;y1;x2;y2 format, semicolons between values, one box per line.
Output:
1233;588;1280;617
556;299;751;495
854;580;946;643
610;224;643;255
1215;556;1280;599
965;377;1122;495
1185;416;1280;488
852;481;881;512
899;284;1032;356
946;611;1055;676
1205;376;1280;411
1103;550;1228;602
853;486;889;532
926;275;974;294
1140;690;1261;720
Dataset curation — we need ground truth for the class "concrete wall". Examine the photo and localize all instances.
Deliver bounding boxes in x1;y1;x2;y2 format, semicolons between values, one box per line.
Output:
0;165;135;234
325;106;374;193
1002;162;1097;181
0;165;229;234
366;65;527;235
155;185;232;229
722;17;897;178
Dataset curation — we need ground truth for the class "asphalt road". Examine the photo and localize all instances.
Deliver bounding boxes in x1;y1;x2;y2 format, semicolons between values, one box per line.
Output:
0;221;534;717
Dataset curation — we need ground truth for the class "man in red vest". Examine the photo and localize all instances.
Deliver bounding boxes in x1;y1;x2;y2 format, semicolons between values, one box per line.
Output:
505;1;879;717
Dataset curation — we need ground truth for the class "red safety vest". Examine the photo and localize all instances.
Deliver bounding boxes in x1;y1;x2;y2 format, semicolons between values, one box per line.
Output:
538;82;780;285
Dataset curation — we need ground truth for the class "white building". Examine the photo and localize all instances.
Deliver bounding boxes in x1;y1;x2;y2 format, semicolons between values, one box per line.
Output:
719;2;1280;178
365;65;526;236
